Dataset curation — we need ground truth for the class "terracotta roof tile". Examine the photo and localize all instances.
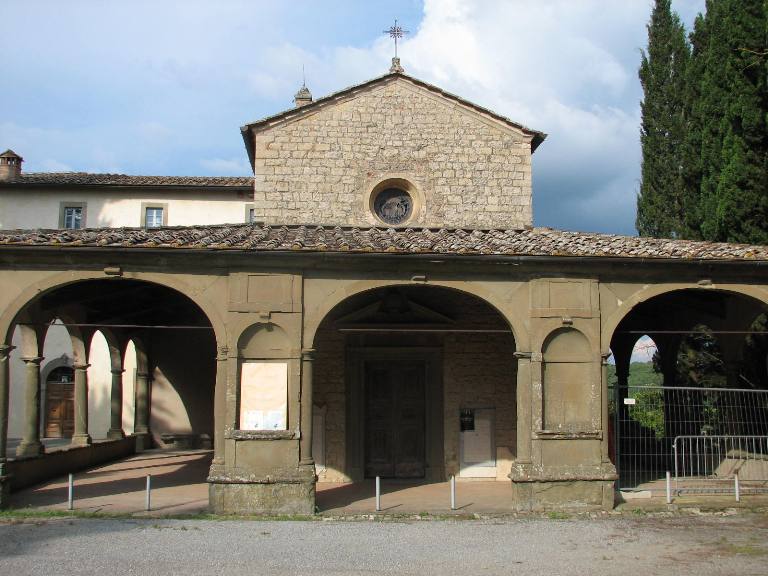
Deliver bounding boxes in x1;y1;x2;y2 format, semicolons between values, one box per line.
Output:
1;224;767;261
0;172;252;187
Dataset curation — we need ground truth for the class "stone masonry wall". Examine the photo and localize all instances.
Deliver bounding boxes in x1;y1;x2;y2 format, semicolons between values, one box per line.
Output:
251;77;533;229
443;332;517;481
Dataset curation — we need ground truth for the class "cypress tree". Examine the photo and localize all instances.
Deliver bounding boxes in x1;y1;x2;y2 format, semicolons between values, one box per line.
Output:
687;0;768;244
636;0;690;238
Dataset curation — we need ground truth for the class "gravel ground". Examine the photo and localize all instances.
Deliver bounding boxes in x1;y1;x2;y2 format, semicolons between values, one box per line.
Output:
1;513;767;576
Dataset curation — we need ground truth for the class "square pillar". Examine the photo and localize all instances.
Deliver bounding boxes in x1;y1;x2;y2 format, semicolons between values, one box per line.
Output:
299;348;315;467
106;368;125;440
134;371;151;450
0;344;14;508
71;363;92;446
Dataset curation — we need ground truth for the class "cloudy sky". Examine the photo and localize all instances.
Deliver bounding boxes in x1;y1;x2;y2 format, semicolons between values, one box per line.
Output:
1;0;705;235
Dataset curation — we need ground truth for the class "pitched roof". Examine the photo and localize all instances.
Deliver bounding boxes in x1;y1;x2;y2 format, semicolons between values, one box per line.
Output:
0;172;252;188
1;223;766;261
240;72;547;169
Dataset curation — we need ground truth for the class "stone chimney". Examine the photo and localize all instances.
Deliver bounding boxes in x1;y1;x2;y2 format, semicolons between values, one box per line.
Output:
294;84;313;108
0;149;23;181
389;57;404;74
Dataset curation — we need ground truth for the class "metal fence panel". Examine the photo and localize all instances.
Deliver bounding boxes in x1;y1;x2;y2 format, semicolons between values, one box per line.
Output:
611;385;768;495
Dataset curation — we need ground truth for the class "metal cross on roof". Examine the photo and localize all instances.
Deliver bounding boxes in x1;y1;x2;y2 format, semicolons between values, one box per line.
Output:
383;19;408;58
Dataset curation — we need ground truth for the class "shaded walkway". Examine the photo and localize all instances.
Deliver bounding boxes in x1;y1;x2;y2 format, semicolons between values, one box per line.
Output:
10;449;212;515
317;480;517;514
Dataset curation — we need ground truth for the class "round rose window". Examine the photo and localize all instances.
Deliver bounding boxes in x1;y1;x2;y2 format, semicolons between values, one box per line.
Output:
373;187;413;225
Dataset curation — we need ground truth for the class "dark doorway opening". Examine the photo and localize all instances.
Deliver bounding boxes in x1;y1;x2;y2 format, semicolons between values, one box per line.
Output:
364;360;426;479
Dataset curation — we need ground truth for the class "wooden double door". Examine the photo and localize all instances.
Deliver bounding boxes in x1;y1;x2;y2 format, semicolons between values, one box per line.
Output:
45;382;75;438
364;360;426;478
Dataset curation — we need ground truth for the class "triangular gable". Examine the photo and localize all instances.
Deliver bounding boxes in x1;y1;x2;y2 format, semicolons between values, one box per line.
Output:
240;72;546;169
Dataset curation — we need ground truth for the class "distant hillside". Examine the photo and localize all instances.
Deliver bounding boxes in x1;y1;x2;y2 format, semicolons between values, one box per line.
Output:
607;361;663;387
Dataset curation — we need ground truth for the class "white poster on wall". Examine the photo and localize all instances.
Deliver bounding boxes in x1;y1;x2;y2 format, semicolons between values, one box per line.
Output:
239;362;288;431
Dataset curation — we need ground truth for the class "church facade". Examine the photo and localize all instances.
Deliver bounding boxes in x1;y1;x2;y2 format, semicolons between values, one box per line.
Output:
1;64;767;513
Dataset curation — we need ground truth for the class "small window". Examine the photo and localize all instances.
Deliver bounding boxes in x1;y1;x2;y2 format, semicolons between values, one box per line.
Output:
248;208;256;223
59;202;86;229
145;207;164;228
63;207;83;230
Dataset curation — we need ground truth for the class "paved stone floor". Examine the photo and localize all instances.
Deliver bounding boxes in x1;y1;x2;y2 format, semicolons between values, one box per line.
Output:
9;449;768;515
9;449;518;515
1;514;767;576
10;450;212;515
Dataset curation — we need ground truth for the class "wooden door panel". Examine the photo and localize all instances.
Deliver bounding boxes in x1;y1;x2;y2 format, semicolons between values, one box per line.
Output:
45;383;74;439
364;360;426;479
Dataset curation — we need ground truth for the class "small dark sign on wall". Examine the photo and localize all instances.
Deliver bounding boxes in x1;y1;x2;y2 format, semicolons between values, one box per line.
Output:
460;408;475;432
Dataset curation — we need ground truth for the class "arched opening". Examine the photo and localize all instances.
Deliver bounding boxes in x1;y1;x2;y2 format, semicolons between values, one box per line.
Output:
5;278;218;504
311;284;517;512
609;288;768;498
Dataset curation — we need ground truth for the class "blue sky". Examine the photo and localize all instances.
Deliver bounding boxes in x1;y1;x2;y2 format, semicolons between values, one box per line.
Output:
1;0;705;235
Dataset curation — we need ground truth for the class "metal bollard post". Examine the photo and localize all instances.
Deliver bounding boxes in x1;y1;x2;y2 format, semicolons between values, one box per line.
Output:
145;474;152;511
450;475;456;510
67;473;74;511
665;471;672;504
375;476;381;512
734;473;740;503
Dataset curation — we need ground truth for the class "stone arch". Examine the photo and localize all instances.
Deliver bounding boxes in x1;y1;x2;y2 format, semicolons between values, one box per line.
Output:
310;282;518;485
237;323;293;359
0;271;227;348
602;284;768;354
305;279;527;351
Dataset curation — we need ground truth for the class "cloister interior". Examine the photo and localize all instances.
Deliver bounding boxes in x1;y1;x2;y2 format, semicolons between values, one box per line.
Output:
3;279;768;511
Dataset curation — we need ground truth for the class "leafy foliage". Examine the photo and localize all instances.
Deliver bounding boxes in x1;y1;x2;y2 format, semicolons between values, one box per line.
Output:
637;0;690;238
638;0;768;244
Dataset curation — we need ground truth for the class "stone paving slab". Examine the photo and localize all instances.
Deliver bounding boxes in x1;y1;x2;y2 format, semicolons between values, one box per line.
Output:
9;449;212;515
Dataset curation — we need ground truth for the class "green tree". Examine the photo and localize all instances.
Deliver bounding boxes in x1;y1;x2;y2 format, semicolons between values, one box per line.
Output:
636;0;691;238
687;0;768;243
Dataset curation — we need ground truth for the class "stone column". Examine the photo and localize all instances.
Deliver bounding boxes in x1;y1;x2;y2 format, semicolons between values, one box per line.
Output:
299;348;315;467
0;345;13;508
107;369;125;440
513;352;533;465
134;371;150;450
212;347;228;471
0;345;14;472
71;363;92;446
16;356;44;457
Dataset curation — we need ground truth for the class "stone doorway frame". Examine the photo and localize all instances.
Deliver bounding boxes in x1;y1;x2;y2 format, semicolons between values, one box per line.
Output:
346;347;444;483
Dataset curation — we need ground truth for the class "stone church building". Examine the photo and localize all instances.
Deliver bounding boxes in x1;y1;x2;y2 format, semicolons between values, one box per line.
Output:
1;60;767;513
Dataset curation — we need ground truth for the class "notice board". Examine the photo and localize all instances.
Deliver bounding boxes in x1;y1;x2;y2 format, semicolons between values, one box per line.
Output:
239;362;288;430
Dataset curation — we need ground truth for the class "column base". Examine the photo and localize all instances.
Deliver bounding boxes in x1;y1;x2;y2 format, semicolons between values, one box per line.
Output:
106;429;125;440
135;433;152;451
15;440;44;458
70;434;92;447
209;469;316;515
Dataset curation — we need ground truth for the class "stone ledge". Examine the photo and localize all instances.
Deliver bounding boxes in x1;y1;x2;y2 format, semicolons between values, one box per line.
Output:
535;430;603;440
226;430;297;441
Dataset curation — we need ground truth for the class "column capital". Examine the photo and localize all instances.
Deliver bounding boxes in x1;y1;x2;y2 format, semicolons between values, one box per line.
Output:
513;351;532;360
73;363;91;371
110;368;125;375
136;371;150;379
0;344;15;361
301;348;316;361
216;345;229;362
21;356;44;365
